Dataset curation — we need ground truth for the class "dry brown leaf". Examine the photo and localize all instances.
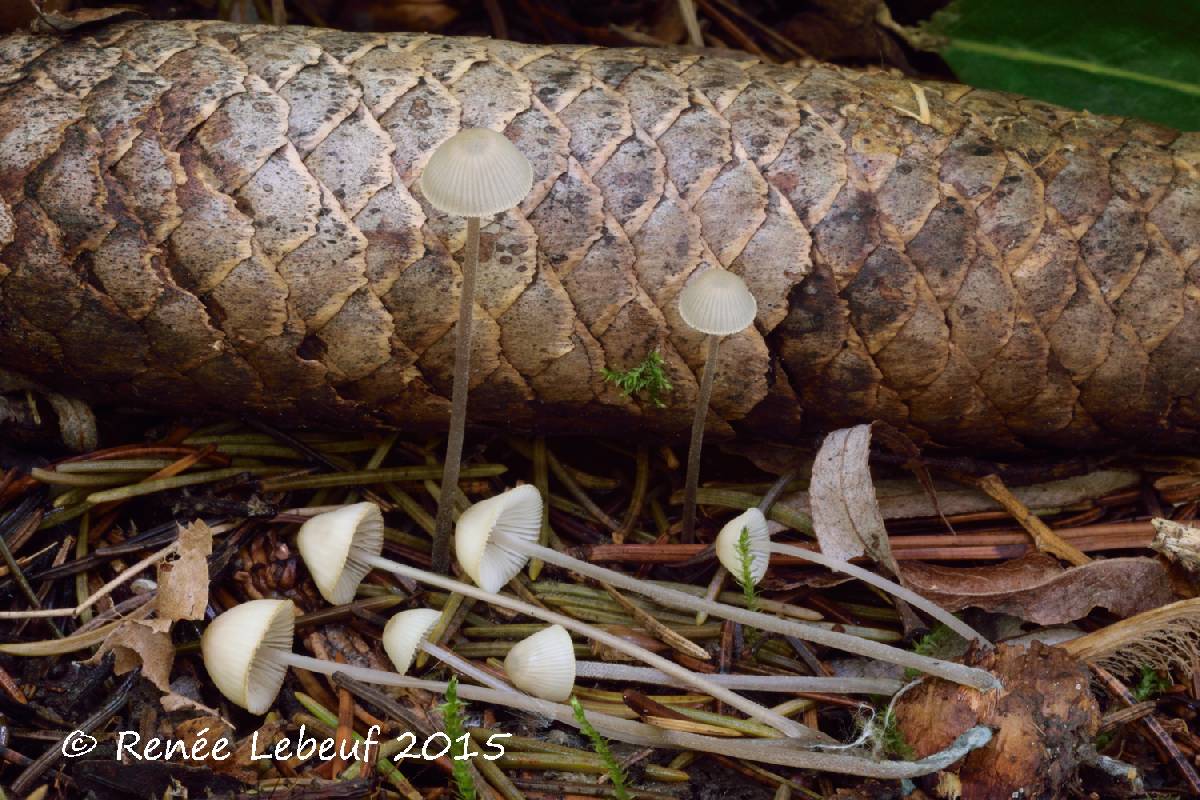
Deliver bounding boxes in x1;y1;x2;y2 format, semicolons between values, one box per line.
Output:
809;425;897;574
95;619;175;692
156;521;213;624
900;554;1173;625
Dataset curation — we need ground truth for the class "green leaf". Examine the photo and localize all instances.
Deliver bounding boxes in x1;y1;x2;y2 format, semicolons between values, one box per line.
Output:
923;0;1200;129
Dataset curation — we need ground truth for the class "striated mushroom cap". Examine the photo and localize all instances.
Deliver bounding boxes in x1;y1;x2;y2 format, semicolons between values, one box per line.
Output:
201;598;295;714
455;484;543;592
715;508;771;586
382;608;443;675
503;624;576;702
678;268;757;336
419;128;533;218
296;502;385;605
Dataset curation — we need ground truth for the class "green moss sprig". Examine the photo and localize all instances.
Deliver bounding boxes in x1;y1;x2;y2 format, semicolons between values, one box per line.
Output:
570;695;631;800
602;350;672;408
440;676;477;800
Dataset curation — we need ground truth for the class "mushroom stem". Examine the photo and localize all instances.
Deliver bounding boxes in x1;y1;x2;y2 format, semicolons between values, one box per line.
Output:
361;552;820;741
271;650;408;685
490;533;1000;691
768;542;987;645
696;563;726;625
432;215;481;573
572;662;904;694
299;665;991;776
419;639;514;693
681;333;721;543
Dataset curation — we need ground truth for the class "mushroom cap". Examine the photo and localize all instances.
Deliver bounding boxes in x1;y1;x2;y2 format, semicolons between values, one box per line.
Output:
677;268;758;336
419;128;533;218
296;502;385;605
455;484;543;592
503;624;576;702
201;598;295;714
715;508;772;586
382;608;443;675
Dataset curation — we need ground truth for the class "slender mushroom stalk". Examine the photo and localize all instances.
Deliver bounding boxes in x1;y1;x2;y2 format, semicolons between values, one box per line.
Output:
383;607;513;692
714;508;989;646
201;600;990;776
419;128;533;574
505;624;905;698
296;502;820;741
452;487;1000;690
677;268;758;543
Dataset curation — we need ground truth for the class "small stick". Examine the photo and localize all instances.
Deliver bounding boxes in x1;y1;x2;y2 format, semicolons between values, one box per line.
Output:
615;444;649;544
974;474;1091;566
12;668;138;796
0;541;174;619
530;436;551;578
677;0;704;47
1093;665;1200;795
601;582;710;660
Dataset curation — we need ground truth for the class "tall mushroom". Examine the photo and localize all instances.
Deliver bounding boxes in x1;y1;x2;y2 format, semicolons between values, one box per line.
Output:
419;128;533;573
677;267;758;543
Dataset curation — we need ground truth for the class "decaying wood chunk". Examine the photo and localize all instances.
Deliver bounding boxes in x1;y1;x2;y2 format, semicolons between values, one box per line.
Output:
0;20;1197;450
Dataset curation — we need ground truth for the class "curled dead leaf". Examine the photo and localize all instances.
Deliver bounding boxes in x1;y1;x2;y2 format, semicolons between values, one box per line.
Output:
900;554;1173;625
810;425;895;570
95;619;175;692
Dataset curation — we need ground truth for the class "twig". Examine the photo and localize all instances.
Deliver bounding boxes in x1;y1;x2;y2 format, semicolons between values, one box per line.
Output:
974;474;1091;565
12;667;138;796
1092;665;1200;795
693;0;769;59
704;0;808;59
0;541;174;619
601;582;710;660
483;0;508;39
616;445;649;544
677;0;704;47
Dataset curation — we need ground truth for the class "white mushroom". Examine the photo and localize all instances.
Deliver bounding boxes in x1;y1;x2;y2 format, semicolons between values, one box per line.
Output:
294;501;822;740
714;508;988;645
502;624;903;700
676;267;758;543
418;127;533;575
383;607;513;692
201;599;419;714
203;600;993;776
503;624;576;702
444;489;999;691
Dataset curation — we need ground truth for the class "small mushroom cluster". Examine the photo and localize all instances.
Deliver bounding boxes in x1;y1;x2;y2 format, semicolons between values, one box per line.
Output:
200;485;995;774
197;125;998;777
